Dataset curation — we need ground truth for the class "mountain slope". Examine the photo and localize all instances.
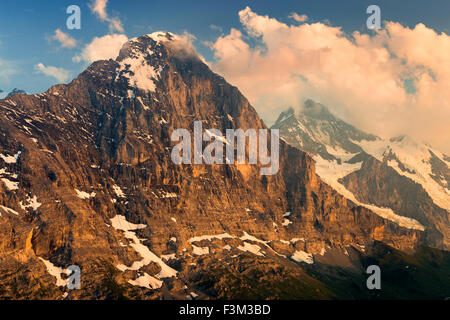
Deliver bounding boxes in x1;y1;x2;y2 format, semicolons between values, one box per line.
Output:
272;100;450;249
0;33;422;299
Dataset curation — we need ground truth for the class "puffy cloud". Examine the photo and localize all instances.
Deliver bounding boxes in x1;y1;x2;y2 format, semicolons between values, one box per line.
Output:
50;29;77;48
210;7;450;154
73;1;127;64
288;12;308;23
90;0;108;20
89;0;124;33
210;24;223;33
73;34;128;63
34;63;70;82
0;57;17;82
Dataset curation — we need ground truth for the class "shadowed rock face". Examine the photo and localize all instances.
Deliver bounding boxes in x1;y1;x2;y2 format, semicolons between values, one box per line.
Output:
340;157;449;248
0;33;420;299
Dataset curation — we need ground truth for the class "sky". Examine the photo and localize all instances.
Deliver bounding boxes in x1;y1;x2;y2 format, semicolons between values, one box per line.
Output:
0;0;449;153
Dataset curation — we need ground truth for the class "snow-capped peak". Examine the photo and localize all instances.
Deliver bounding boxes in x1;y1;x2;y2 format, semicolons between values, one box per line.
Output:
115;34;168;94
273;100;449;234
114;32;198;95
144;31;178;43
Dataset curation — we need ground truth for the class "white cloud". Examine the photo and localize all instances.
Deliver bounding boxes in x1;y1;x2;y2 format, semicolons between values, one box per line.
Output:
0;57;18;83
89;0;124;33
210;7;450;154
288;12;308;23
210;24;223;33
73;34;128;63
34;63;70;83
50;29;77;48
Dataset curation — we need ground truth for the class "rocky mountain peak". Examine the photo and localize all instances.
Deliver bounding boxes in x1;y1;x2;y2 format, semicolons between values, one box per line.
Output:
117;32;199;65
301;99;336;121
273;107;295;126
118;32;173;61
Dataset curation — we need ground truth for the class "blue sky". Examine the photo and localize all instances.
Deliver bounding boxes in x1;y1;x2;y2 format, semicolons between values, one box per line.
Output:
1;0;449;97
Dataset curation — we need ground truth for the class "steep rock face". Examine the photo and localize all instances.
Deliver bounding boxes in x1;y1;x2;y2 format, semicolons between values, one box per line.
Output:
273;101;449;250
0;33;420;299
341;157;449;248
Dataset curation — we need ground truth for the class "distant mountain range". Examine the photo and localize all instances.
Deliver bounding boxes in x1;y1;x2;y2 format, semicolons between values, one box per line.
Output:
6;88;26;97
272;100;450;249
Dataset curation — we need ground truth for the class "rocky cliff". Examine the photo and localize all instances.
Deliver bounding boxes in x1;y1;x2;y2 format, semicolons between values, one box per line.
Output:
0;33;421;299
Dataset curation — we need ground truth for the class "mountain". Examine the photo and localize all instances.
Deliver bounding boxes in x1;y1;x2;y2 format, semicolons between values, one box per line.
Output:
0;33;441;300
272;100;450;249
6;88;26;98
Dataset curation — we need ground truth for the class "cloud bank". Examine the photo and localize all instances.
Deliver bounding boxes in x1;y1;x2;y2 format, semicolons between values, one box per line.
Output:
210;7;450;154
73;34;128;63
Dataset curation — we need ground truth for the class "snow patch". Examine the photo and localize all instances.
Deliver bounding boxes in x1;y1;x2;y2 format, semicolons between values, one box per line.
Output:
313;154;425;231
75;189;96;199
111;215;177;278
117;46;161;92
188;233;234;243
0;205;19;216
1;178;19;190
0;151;21;164
128;273;163;290
39;258;70;287
291;250;314;264
192;245;209;255
353;137;450;211
112;185;126;198
237;242;264;256
20;195;42;211
161;253;176;261
110;214;146;231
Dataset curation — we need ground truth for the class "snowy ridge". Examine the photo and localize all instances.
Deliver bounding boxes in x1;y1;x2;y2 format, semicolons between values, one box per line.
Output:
116;36;164;93
352;136;450;211
313;153;425;230
272;102;443;230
